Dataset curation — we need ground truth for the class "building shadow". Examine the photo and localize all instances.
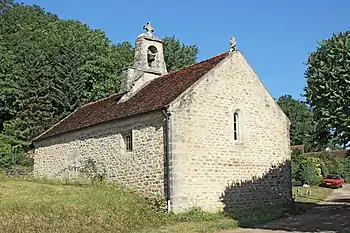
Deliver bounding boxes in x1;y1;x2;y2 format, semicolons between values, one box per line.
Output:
220;162;350;232
255;202;350;232
331;198;350;203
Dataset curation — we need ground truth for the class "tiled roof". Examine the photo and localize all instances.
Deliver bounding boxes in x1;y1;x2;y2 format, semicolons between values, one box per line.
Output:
305;150;350;157
35;52;229;141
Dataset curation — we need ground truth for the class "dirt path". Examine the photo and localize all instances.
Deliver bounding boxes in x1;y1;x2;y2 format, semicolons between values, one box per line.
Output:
220;185;350;233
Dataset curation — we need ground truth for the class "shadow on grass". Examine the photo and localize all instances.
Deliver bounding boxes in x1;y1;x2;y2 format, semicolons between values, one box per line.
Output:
331;198;350;203
220;161;350;232
253;201;350;232
220;162;293;227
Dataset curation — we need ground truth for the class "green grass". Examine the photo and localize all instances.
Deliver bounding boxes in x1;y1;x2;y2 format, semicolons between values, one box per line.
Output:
292;186;333;203
0;176;238;233
291;186;334;215
0;173;334;233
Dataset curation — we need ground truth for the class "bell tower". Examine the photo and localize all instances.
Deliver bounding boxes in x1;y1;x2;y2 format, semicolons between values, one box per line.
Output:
120;22;167;100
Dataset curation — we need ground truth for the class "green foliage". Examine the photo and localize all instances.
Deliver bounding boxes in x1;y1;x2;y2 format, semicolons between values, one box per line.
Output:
304;31;350;149
0;2;198;168
0;0;12;12
295;156;322;185
292;150;350;185
78;158;106;182
292;150;322;185
318;151;350;182
0;170;5;181
277;95;313;147
163;35;198;72
144;195;167;213
291;150;304;185
0;134;30;167
0;3;132;145
0;3;135;141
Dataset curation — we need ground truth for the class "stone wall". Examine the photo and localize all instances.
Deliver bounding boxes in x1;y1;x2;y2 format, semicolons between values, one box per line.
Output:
34;111;166;197
168;51;291;212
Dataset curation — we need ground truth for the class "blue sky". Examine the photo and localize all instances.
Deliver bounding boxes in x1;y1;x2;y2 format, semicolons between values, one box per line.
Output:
19;0;349;100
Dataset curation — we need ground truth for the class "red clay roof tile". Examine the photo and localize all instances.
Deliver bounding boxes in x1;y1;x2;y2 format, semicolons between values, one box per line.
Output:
35;52;229;140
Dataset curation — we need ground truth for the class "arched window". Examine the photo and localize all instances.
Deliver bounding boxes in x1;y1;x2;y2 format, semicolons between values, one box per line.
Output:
122;130;133;152
147;45;158;67
233;112;239;141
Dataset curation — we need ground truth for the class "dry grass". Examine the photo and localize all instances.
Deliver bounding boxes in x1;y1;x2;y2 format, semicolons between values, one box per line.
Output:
0;173;332;233
292;186;333;203
0;179;167;233
0;176;238;233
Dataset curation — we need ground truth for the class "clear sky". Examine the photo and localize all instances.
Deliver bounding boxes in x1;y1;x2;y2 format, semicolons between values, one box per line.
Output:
18;0;349;100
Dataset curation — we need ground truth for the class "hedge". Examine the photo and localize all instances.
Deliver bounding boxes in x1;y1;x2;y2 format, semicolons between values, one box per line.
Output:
292;149;350;186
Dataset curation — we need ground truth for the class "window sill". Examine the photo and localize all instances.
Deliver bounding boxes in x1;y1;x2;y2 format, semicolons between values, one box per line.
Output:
234;141;244;146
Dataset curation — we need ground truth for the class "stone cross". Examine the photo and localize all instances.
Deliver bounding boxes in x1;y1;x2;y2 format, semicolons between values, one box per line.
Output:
143;22;154;34
230;36;237;52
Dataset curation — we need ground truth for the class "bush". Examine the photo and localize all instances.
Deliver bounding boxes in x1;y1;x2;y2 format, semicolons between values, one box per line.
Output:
292;151;322;185
79;158;106;182
291;150;304;183
144;195;167;213
292;150;350;185
319;152;350;182
296;157;322;185
0;135;32;168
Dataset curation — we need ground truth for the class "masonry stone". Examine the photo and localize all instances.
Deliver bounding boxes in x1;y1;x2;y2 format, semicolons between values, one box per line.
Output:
168;51;291;212
33;27;291;213
34;112;166;197
120;22;167;101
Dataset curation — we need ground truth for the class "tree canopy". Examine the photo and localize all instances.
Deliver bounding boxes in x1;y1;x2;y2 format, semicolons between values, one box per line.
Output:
0;2;198;167
277;95;313;148
304;31;350;149
163;36;198;72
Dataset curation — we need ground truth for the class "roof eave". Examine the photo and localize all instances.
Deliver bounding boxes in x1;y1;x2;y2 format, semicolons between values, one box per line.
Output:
33;108;165;142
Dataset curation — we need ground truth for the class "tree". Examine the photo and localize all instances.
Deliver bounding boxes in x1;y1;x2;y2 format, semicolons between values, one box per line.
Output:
277;95;313;148
0;0;12;12
163;36;198;72
305;32;350;149
0;3;134;140
0;2;198;167
0;3;134;165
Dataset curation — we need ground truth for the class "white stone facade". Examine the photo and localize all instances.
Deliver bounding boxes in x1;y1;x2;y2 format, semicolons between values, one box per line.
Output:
120;32;167;99
168;51;291;212
34;51;291;213
34;111;166;196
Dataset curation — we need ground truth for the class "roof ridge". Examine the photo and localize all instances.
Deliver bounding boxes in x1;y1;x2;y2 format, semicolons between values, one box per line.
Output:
34;51;229;141
162;51;229;77
82;52;228;109
82;92;126;108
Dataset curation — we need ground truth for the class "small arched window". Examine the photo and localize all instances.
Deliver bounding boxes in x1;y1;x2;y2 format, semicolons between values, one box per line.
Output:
233;112;239;141
147;45;158;67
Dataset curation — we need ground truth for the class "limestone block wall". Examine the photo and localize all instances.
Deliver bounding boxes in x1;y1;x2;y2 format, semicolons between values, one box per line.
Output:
133;35;167;74
34;111;166;196
169;51;291;212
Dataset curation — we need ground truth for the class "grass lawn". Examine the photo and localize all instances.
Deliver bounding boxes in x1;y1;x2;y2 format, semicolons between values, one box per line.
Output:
0;172;333;233
0;175;238;233
292;186;333;204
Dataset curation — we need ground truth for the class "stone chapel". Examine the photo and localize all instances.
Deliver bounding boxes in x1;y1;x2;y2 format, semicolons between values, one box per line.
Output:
33;22;292;212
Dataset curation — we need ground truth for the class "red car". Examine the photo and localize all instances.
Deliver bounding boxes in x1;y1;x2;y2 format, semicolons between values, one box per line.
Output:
320;174;344;188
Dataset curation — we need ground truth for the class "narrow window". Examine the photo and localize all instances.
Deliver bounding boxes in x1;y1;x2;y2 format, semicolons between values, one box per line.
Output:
124;130;133;152
233;112;239;141
147;46;158;67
